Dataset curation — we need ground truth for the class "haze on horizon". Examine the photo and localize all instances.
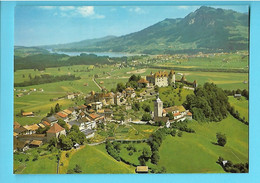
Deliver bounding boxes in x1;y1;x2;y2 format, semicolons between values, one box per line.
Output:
15;5;248;47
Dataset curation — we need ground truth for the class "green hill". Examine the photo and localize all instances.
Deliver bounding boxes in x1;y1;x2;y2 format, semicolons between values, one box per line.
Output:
47;6;249;54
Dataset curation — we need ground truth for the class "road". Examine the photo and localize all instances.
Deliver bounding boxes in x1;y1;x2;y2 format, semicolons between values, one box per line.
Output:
92;78;102;91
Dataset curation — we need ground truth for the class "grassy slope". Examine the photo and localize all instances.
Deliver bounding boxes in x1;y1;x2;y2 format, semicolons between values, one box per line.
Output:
67;144;135;174
158;115;248;173
14;146;58;174
228;96;249;121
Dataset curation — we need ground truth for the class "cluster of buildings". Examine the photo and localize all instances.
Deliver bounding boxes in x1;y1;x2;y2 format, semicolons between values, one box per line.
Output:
153;96;192;124
137;70;197;89
13;102;113;152
86;87;136;107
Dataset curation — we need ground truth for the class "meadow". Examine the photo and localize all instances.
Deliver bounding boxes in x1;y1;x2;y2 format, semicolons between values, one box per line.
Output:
13;144;58;174
158;115;248;173
228;96;249;122
66;144;135;174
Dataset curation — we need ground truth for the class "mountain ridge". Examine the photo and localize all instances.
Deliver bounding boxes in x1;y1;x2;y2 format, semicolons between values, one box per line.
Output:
42;6;249;54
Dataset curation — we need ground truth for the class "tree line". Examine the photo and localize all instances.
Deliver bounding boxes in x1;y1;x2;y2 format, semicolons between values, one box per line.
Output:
14;53;120;71
14;74;81;87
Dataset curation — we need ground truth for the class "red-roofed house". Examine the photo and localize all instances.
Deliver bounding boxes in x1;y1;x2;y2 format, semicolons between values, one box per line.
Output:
46;123;66;141
186;111;193;120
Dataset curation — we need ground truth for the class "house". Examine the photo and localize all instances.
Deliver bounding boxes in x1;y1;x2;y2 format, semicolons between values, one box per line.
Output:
135;166;149;173
186;111;193;120
125;87;136;98
38;123;45;128
23;124;39;134
13;138;29;152
13;121;21;130
41;120;51;127
138;78;149;88
67;93;75;99
44;115;58;125
63;109;72;116
104;109;113;118
22;112;34;117
69;120;86;131
16;93;23;97
88;113;103;121
46;123;66;141
29;140;43;148
14;126;28;135
68;107;77;116
56;111;69;122
81;129;95;139
234;94;242;98
91;102;103;110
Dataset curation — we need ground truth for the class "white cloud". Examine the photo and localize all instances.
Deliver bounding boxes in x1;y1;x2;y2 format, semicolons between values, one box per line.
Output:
77;6;95;17
59;6;75;11
39;6;105;19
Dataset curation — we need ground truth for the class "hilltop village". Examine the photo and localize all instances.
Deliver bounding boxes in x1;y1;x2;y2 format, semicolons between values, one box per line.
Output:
14;70;196;152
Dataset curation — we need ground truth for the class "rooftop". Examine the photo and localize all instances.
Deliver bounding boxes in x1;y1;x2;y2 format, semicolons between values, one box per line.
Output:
47;123;65;134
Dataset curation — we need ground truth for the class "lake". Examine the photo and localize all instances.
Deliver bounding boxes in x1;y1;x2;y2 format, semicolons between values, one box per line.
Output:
47;49;141;58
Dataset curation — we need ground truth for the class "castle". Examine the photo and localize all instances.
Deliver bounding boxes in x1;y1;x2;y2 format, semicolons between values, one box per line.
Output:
146;70;175;87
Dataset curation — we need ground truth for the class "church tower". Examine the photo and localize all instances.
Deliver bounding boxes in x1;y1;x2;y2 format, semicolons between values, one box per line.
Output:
154;95;163;118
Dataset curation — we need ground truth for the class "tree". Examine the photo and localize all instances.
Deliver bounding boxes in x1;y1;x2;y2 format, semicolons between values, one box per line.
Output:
138;156;146;166
142;113;152;121
216;132;227;146
142;147;152;161
54;103;61;113
116;82;126;92
151;151;160;164
154;85;159;93
36;126;50;134
166;112;174;120
58;119;68;131
170;129;176;137
142;104;151;112
133;103;140;111
74;164;82;173
70;124;80;133
59;135;73;150
20;109;24;115
178;131;183;137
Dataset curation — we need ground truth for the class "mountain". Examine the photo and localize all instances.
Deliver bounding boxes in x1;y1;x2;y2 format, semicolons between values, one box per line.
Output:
45;6;249;54
41;35;117;51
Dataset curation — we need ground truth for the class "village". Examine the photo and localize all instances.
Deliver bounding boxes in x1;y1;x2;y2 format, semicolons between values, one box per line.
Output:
13;70;195;153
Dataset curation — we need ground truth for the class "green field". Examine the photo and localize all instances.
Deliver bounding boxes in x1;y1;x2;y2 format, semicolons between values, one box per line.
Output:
152;51;248;71
174;71;248;90
157;115;248;173
228;96;249;122
119;142;152;165
14;145;58;174
67;144;135;173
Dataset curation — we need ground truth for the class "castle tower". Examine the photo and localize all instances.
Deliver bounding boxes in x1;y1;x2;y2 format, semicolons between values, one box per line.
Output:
169;70;176;85
154;95;163;118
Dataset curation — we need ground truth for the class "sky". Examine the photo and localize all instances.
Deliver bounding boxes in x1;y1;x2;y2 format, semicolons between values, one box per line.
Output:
14;5;249;46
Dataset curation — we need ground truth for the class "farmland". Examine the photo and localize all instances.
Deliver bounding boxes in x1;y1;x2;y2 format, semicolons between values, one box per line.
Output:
13;51;249;173
66;144;135;174
157;115;248;173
